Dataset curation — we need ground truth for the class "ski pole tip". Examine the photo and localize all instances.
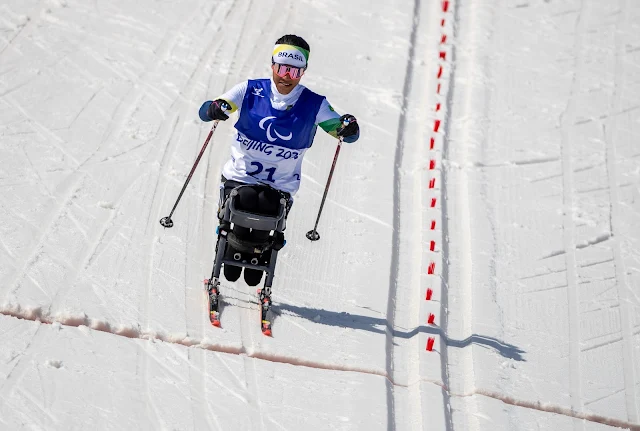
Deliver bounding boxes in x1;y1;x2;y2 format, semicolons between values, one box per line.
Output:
306;230;320;241
159;217;174;228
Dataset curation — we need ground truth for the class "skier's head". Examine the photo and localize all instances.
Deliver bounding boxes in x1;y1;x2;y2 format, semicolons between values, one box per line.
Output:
271;34;310;95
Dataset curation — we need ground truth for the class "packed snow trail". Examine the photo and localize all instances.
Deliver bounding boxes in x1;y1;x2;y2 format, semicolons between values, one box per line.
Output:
444;1;640;430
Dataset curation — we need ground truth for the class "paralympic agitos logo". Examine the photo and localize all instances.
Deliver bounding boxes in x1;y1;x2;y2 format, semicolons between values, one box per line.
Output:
259;116;292;142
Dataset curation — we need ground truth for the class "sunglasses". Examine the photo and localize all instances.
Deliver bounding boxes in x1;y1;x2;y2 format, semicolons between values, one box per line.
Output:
272;63;305;79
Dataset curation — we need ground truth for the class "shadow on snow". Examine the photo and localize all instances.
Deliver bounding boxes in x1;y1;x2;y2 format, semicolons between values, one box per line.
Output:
274;301;526;362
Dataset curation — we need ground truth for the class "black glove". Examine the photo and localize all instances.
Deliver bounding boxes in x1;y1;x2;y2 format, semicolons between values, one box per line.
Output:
336;114;359;138
207;99;230;121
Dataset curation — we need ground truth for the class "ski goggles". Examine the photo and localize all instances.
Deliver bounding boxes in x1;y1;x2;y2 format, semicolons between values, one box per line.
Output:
271;62;305;79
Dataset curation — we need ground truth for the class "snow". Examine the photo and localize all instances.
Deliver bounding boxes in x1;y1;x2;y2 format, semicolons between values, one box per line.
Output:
445;1;640;430
0;0;639;430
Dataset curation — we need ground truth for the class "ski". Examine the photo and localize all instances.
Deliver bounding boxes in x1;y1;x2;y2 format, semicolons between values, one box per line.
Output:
205;277;275;335
258;287;272;336
205;279;221;327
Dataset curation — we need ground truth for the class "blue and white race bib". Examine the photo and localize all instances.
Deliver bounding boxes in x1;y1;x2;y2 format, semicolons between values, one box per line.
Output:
221;79;325;195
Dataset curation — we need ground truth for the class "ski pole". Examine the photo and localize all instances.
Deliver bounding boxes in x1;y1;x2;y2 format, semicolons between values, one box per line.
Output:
160;120;220;228
306;135;345;242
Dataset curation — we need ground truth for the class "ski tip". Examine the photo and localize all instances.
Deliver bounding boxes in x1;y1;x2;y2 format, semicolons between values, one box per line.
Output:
210;312;221;327
261;320;272;337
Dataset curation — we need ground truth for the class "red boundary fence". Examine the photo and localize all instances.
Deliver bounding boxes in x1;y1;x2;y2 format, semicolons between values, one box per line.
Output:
426;0;452;352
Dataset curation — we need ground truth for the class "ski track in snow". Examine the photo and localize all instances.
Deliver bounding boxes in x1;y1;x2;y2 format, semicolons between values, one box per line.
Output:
0;0;45;59
605;0;639;423
385;0;420;427
135;1;227;425
0;324;44;413
561;3;587;429
144;1;240;429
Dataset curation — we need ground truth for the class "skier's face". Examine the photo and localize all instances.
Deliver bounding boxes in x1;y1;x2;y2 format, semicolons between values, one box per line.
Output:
272;64;302;95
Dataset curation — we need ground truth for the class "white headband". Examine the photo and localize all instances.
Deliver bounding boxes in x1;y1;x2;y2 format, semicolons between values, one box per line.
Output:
272;44;309;68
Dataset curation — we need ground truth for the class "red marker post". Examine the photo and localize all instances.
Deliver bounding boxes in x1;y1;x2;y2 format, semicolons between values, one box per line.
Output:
426;337;435;351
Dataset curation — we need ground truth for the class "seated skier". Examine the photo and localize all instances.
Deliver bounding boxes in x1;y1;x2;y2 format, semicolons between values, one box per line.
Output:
199;34;360;286
216;180;286;286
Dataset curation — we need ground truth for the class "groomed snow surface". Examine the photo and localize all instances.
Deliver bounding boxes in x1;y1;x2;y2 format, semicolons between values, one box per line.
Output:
1;0;639;430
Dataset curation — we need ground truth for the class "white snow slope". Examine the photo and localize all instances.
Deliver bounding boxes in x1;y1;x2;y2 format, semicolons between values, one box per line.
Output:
0;0;639;430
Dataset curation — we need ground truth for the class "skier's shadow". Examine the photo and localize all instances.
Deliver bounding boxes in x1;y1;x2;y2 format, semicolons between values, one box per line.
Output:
274;302;526;362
